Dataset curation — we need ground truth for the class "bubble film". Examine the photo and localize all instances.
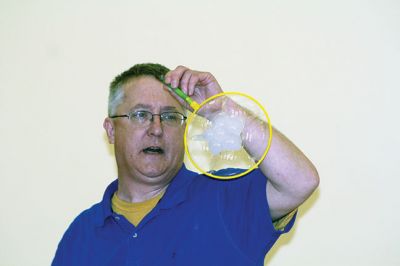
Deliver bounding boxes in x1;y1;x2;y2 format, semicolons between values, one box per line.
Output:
185;93;271;179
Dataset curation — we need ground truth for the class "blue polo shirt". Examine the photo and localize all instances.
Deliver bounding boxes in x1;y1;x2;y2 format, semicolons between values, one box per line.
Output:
52;165;296;266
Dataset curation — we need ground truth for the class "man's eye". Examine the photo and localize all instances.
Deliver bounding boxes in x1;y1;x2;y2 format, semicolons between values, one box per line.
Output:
132;111;149;120
163;113;179;121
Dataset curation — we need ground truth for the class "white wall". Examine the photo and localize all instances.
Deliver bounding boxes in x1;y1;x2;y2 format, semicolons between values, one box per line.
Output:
1;0;399;265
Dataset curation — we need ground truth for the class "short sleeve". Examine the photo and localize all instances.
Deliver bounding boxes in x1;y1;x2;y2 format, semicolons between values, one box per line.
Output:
217;168;296;262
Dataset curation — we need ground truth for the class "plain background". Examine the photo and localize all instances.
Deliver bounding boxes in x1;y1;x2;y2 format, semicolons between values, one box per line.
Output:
1;0;399;265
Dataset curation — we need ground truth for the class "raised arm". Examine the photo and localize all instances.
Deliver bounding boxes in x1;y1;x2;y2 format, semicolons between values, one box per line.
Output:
164;66;319;221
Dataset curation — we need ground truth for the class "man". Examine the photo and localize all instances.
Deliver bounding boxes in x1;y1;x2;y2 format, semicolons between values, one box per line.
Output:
52;63;319;265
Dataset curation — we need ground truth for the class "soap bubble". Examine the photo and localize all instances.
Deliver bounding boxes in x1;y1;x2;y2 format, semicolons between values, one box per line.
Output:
184;92;272;180
199;112;245;155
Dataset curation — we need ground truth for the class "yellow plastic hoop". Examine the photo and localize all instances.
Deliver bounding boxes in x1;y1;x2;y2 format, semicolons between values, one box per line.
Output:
184;91;272;180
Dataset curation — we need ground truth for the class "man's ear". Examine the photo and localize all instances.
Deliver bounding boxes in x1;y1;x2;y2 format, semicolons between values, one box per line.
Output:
103;117;115;144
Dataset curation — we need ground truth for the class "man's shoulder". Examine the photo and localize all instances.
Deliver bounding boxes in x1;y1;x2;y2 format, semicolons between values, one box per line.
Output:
67;201;104;233
79;201;103;220
69;179;117;230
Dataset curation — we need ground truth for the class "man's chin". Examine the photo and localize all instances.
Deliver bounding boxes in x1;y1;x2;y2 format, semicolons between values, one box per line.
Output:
131;157;183;182
137;164;182;183
138;166;169;179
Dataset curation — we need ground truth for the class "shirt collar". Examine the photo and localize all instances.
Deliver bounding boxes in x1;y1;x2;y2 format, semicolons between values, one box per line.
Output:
156;164;196;210
94;164;197;227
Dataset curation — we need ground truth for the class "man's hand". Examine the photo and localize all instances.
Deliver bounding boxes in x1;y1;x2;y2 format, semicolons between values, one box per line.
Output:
164;66;224;113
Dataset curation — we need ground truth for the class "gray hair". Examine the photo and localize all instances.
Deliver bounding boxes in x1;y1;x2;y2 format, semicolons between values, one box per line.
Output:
108;84;125;117
107;63;171;117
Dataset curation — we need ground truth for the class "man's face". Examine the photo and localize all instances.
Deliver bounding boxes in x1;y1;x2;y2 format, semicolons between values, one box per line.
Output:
104;76;185;185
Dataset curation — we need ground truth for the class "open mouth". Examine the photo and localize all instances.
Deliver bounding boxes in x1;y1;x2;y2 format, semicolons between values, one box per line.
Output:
143;146;164;154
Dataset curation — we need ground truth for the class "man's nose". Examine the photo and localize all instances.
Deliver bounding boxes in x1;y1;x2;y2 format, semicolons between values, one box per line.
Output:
147;115;163;136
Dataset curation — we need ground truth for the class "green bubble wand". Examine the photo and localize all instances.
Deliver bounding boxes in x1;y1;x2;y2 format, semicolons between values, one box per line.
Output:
160;76;200;111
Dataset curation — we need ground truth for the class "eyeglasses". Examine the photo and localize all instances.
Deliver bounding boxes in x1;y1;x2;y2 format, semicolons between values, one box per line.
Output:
110;110;187;127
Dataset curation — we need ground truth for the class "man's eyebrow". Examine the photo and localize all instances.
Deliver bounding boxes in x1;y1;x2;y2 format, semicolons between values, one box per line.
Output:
129;104;180;112
130;104;152;111
161;106;179;111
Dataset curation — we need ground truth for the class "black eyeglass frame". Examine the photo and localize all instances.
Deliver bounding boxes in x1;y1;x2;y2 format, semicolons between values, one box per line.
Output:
110;110;187;126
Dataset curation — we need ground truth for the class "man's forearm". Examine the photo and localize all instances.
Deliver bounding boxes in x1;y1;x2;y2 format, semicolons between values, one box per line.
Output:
241;110;319;220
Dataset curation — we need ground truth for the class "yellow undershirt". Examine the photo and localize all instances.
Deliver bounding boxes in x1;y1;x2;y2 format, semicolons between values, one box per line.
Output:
111;191;165;227
273;209;297;231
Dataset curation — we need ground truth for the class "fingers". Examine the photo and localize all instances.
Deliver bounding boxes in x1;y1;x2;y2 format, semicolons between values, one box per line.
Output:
187;74;199;96
180;69;193;95
164;66;201;96
164;65;188;89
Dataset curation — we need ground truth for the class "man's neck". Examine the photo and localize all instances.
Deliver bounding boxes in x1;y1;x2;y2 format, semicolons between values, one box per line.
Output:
116;177;169;203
